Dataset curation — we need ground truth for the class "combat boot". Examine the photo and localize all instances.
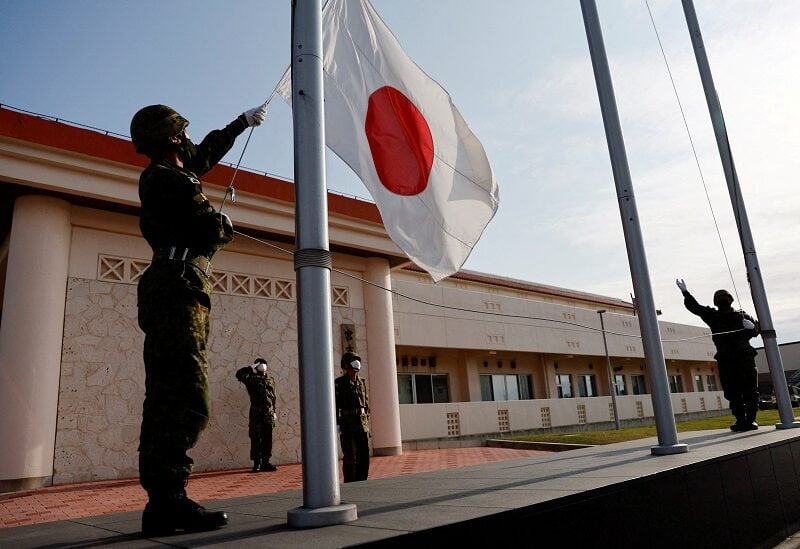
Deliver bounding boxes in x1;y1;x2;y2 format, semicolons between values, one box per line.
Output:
261;461;277;472
741;402;759;431
252;459;262;473
729;404;747;432
141;491;228;536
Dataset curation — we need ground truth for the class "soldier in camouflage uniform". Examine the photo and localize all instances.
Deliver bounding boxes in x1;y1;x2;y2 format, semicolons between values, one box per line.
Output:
676;279;760;432
236;358;278;473
334;351;370;482
131;102;266;535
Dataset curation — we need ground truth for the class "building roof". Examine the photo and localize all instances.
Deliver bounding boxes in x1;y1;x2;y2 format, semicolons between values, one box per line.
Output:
1;105;633;311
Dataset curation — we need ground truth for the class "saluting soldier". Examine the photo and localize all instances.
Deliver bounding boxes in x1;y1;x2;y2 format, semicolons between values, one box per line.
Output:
334;351;371;482
236;358;278;473
131;102;266;535
676;279;760;431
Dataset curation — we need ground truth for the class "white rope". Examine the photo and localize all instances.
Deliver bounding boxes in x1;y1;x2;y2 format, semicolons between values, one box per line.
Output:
219;90;278;214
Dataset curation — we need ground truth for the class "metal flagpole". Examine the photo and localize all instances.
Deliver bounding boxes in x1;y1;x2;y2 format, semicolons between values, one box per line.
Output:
286;0;358;527
681;0;799;429
580;0;687;454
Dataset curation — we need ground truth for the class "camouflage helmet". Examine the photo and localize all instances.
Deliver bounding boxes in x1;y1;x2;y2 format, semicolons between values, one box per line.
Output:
130;104;189;153
341;351;361;370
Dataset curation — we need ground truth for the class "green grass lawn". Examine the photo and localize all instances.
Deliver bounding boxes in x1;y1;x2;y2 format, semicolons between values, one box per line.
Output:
510;409;783;446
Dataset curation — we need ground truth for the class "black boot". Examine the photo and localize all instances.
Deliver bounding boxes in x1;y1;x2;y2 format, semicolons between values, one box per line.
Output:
252;459;262;473
141;490;228;536
742;401;759;431
261;461;277;472
729;403;746;431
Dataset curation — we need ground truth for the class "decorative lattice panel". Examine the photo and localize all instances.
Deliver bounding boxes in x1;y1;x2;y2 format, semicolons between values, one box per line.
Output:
446;412;460;437
541;407;551;428
577;404;587;424
497;409;510;432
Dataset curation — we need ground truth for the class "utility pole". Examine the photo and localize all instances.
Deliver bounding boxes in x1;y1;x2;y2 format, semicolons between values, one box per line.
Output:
597;310;621;430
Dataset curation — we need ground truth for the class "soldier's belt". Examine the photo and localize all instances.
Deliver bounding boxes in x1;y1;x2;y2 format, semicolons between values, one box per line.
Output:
339;407;366;416
154;246;212;275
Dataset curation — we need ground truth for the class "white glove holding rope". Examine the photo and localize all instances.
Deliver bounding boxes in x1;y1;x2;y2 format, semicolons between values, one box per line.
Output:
243;104;268;127
742;318;755;330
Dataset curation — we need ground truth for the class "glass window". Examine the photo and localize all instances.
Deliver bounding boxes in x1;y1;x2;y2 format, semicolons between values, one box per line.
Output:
480;375;493;402
631;374;647;395
614;374;627;396
577;374;597;397
705;375;717;392
432;375;450;403
555;374;573;398
694;375;704;392
415;375;434;403
396;374;450;404
398;374;413;404
480;374;532;401
669;375;684;393
518;375;532;400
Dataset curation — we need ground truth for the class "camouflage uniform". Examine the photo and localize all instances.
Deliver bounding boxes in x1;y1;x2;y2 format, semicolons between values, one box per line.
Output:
334;353;370;482
682;291;760;426
137;117;246;496
235;366;277;466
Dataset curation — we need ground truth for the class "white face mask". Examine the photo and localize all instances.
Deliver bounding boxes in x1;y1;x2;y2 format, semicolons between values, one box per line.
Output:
349;360;361;372
256;363;267;374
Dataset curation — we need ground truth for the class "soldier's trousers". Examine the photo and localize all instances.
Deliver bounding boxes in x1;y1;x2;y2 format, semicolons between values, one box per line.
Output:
339;430;369;482
137;264;211;496
248;411;274;462
718;354;759;421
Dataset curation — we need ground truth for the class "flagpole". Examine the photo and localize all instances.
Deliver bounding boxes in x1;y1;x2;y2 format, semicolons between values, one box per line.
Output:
580;0;687;455
286;0;358;527
681;0;799;429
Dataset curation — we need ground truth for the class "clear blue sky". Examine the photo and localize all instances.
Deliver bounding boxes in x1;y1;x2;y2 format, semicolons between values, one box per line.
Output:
2;0;799;342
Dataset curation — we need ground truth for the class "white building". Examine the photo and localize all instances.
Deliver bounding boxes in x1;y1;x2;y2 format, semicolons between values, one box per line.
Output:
0;107;721;492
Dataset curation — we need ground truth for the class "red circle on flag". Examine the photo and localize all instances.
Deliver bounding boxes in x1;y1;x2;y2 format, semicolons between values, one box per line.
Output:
365;86;433;196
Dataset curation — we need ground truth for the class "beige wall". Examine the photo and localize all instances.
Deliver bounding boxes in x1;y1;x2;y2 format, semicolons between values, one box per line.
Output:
53;210;369;484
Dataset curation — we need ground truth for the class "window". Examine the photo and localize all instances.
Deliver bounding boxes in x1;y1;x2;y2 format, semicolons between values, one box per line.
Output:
577;374;597;397
694;375;704;392
631;375;647;395
397;374;450;404
669;375;684;393
555;374;573;398
614;374;627;396
705;375;717;392
480;374;532;401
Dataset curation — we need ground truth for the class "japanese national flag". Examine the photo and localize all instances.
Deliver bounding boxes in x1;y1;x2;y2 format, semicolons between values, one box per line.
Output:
276;0;499;282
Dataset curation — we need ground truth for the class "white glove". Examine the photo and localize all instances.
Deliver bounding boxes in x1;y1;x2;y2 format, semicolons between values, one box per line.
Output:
243;104;267;127
742;318;755;330
675;278;687;293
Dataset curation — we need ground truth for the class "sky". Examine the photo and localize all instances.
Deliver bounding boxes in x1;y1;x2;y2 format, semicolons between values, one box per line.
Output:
1;0;799;343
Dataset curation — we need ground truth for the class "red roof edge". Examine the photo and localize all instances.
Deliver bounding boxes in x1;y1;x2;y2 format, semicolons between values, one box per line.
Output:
0;108;383;224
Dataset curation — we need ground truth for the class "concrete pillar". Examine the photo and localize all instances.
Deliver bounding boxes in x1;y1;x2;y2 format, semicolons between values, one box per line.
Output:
363;258;402;456
0;196;71;492
465;357;482;401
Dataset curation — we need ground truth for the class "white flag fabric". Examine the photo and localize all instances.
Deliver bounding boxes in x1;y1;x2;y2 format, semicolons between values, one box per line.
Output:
276;0;499;282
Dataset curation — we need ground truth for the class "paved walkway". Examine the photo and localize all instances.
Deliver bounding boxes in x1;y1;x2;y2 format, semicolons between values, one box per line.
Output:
0;447;546;529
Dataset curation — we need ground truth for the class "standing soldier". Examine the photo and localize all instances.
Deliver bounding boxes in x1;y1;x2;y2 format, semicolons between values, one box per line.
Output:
334;351;370;482
236;358;278;473
676;279;760;431
131;102;267;535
